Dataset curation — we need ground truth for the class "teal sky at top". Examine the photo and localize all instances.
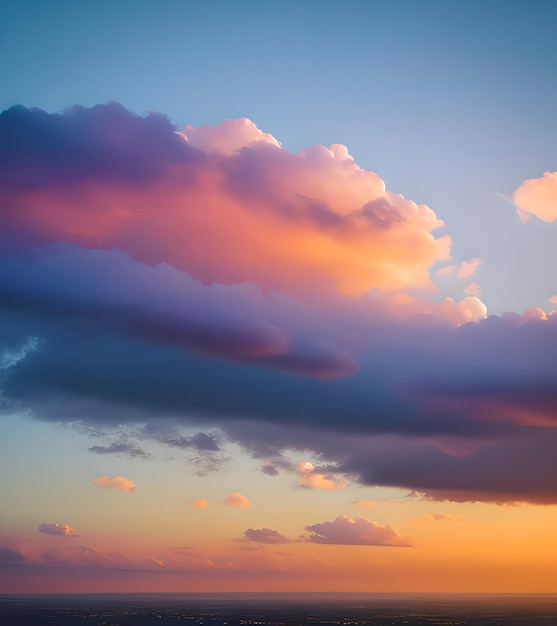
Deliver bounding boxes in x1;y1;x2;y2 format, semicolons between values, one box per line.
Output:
1;0;556;314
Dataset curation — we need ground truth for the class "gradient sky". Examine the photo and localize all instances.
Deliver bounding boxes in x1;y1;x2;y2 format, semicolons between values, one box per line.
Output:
1;0;557;594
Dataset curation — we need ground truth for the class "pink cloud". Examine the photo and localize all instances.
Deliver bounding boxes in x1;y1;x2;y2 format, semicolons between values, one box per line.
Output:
456;257;482;279
178;118;281;155
38;523;76;537
189;498;208;509
513;171;557;222
463;282;482;296
549;295;557;305
1;105;451;302
91;476;136;492
224;492;251;508
305;515;411;547
435;264;456;277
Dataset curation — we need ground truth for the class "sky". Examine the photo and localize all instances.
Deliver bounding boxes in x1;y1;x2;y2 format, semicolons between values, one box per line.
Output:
1;0;557;594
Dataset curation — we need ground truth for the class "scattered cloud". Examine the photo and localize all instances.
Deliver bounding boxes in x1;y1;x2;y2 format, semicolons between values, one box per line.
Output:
190;498;208;509
91;476;137;492
224;492;250;508
243;528;290;544
549;295;557;305
38;523;76;537
305;515;411;547
513;171;557;223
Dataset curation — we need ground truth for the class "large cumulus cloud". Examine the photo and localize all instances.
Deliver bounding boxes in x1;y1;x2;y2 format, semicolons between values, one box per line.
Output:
1;103;557;504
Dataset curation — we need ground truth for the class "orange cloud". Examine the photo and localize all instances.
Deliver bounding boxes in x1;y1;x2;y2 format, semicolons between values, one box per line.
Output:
91;475;137;492
224;492;251;508
38;523;76;537
298;461;348;490
189;498;208;509
513;171;557;223
2;107;451;301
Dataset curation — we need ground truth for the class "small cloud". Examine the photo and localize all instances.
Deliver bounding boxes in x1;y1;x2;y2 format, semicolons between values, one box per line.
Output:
463;282;482;297
224;492;250;508
39;522;77;537
456;257;482;280
91;475;137;492
351;500;376;508
436;264;456;277
549;295;557;305
243;528;290;544
298;461;348;490
305;515;411;547
190;498;208;509
261;459;280;476
513;171;557;223
411;513;452;524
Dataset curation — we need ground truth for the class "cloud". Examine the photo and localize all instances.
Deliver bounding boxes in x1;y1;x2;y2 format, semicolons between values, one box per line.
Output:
243;528;289;544
297;461;348;490
261;459;280;476
0;547;26;565
351;500;376;508
224;492;251;508
549;295;557;305
0;104;451;302
463;282;482;297
1;103;557;505
436;258;482;280
88;442;149;458
436;264;456;277
179;118;281;155
456;258;482;280
190;498;208;509
91;476;137;492
411;513;452;523
38;523;76;537
513;171;557;222
305;515;411;547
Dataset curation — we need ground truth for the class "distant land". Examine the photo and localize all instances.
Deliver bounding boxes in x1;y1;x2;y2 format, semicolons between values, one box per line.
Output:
1;592;557;625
